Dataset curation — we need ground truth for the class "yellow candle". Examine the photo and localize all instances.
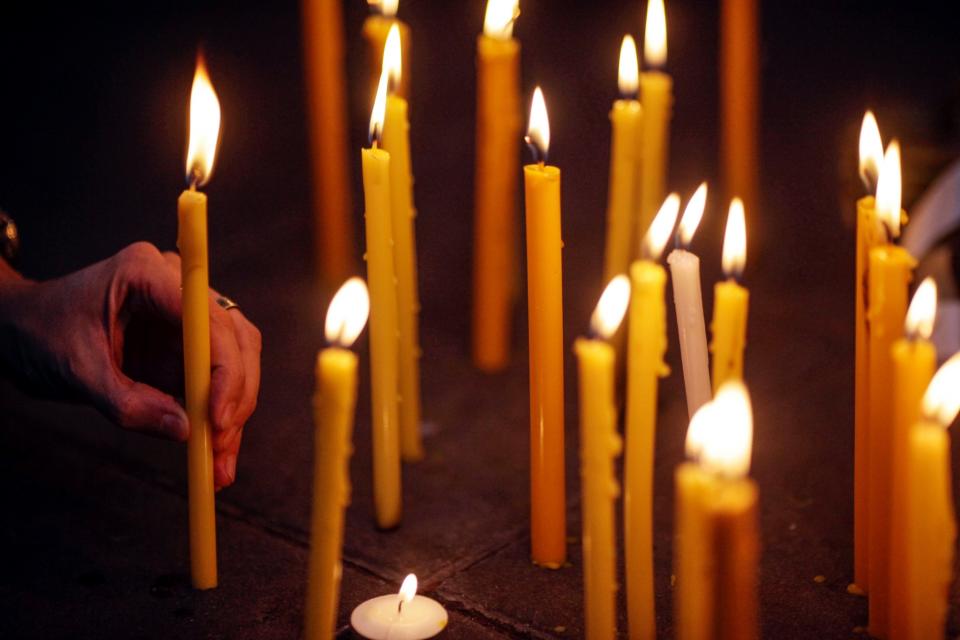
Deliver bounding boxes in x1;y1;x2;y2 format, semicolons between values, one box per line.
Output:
624;193;679;640
710;198;749;391
575;276;629;640
673;461;715;640
472;0;521;372
853;111;884;591
887;279;937;640
363;74;402;530
179;57;221;591
302;0;353;287
867;141;915;637
711;478;759;640
305;279;369;640
904;354;960;640
638;0;673;235
524;87;566;568
380;26;423;462
362;0;410;102
603;35;643;284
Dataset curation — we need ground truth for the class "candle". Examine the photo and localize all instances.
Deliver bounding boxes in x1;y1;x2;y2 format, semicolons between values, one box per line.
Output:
867;141;915;637
380;26;423;462
903;354;960;639
178;56;221;591
472;0;521;372
523;87;567;568
351;574;448;640
305;279;370;640
887;278;937;640
624;193;679;640
603;35;643;284
363;70;402;529
667;183;712;418
638;0;673;235
853;110;884;592
575;276;629;640
302;0;353;286
362;0;411;102
710;198;749;391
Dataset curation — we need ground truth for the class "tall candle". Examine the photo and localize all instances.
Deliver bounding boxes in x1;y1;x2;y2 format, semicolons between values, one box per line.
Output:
523;87;566;568
362;0;410;102
887;278;937;640
603;35;643;284
853;110;884;591
624;194;679;640
668;183;712;418
380;26;423;462
710;198;749;391
867;141;915;637
305;279;369;640
179;57;221;591
472;0;521;372
575;276;629;640
904;354;960;640
638;0;673;235
363;72;402;530
302;0;353;286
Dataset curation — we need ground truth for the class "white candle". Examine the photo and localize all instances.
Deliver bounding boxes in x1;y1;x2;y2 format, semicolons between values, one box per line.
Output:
667;183;712;418
351;574;448;640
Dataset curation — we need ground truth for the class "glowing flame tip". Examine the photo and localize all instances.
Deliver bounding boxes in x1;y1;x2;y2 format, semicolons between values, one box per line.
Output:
370;0;398;18
699;381;753;478
677;182;707;247
324;278;370;347
484;0;519;39
525;86;550;163
905;277;937;341
858;111;883;194
618;35;639;97
384;24;403;89
185;54;221;187
590;275;631;340
922;352;960;428
644;0;667;68
875;140;902;239
398;574;418;604
643;193;681;260
722;198;747;279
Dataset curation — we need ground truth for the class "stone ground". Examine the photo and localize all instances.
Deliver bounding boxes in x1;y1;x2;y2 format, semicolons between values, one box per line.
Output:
1;1;960;638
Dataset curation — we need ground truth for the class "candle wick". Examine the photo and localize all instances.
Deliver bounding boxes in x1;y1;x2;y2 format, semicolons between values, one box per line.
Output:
397;600;404;615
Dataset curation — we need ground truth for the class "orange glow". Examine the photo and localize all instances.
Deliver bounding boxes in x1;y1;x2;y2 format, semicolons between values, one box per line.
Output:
185;55;221;187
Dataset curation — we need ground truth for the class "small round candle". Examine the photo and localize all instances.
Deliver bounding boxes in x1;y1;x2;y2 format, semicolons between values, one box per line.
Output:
351;575;448;640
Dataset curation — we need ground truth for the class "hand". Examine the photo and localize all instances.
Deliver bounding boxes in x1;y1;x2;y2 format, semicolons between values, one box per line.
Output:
0;242;261;488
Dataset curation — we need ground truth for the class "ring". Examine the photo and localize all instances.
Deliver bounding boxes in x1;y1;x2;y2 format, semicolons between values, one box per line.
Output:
216;296;240;312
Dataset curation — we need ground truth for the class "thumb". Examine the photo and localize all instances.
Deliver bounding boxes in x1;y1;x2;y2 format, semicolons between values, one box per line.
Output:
102;371;189;441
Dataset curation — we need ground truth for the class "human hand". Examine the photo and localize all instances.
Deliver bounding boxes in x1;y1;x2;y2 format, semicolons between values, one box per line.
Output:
0;242;261;488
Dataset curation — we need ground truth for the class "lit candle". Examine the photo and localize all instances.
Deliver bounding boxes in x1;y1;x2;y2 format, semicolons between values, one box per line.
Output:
603;35;643;284
667;183;712;418
867;141;915;637
853;110;884;592
888;278;937;640
638;0;673;235
710;198;749;391
523;87;566;568
178;55;221;591
351;574;448;640
903;353;960;639
305;279;370;640
472;0;521;372
624;194;679;640
362;0;410;101
363;70;402;530
302;0;353;286
380;26;423;462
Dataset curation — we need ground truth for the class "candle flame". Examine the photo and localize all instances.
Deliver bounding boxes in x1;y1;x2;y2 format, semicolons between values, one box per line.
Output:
369;0;398;18
699;381;753;478
384;24;403;89
525;86;550;163
643;193;680;260
369;67;389;146
398;574;418;604
618;35;639;97
483;0;519;39
922;351;960;428
644;0;667;68
905;277;937;341
875;140;902;239
859;111;883;194
590;275;631;340
722;198;747;279
325;277;370;347
185;54;221;187
684;402;714;461
677;182;707;248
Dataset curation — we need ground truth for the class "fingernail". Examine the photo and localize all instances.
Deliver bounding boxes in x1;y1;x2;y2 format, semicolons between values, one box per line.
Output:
225;453;237;483
162;413;189;440
220;402;237;430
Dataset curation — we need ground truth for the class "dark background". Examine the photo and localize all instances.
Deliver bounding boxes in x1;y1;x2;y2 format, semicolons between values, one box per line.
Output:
1;1;960;638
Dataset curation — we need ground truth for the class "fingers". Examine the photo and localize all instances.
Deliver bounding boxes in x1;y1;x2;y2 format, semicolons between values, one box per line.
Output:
100;368;189;441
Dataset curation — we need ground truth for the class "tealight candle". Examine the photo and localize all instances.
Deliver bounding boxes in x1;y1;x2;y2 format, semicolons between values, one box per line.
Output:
351;574;448;640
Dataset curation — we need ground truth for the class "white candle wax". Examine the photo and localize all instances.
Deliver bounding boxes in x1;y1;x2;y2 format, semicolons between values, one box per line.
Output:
351;594;448;639
667;248;712;417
